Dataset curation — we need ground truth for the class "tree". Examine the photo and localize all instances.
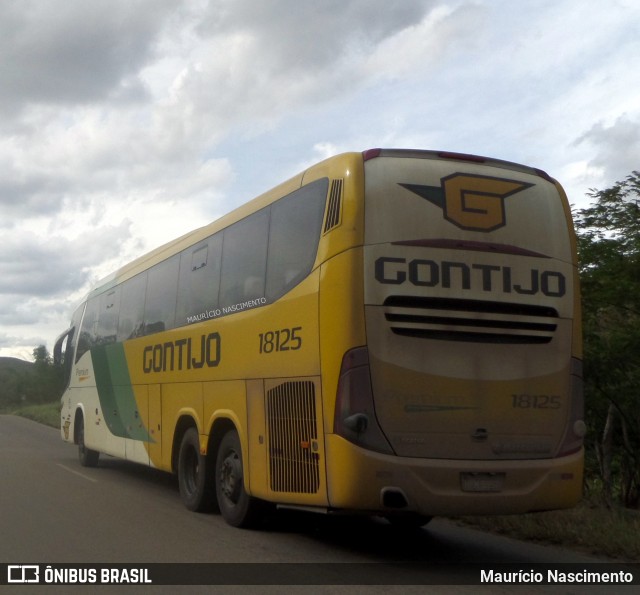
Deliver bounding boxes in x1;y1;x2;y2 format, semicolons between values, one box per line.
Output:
32;345;53;366
26;345;64;404
574;171;640;508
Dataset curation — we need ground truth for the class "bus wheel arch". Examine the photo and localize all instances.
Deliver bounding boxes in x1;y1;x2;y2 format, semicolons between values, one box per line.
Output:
171;415;198;475
207;417;237;469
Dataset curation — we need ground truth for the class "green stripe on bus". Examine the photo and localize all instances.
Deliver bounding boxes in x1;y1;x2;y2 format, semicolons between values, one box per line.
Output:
92;343;152;442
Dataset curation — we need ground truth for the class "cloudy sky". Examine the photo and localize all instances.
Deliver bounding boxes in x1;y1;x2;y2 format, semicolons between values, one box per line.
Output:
1;0;638;360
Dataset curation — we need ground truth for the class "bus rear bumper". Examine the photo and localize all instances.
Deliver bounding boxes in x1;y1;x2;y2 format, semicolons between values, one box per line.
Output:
325;434;583;516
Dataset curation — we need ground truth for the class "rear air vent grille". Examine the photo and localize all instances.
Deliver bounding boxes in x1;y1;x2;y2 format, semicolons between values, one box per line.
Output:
383;296;558;344
266;381;320;494
323;179;343;233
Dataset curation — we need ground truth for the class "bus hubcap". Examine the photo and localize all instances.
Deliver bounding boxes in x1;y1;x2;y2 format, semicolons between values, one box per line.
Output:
220;451;241;502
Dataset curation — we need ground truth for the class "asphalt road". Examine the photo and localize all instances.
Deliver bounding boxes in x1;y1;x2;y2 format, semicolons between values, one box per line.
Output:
0;415;623;594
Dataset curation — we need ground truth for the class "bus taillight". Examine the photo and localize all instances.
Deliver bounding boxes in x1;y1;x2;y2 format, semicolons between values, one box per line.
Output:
362;148;382;161
334;346;394;454
557;358;586;456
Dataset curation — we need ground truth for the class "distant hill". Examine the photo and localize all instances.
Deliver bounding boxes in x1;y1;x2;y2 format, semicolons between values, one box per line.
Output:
0;358;35;409
0;357;33;371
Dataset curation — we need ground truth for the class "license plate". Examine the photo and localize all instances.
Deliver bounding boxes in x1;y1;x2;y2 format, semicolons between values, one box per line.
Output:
460;472;505;493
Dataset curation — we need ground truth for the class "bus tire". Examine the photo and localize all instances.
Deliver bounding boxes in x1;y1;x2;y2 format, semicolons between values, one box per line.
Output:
215;429;264;528
178;427;216;512
77;414;99;468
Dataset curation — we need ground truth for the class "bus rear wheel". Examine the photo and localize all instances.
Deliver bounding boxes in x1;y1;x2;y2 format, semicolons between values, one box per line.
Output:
215;429;264;528
77;414;99;468
178;427;216;512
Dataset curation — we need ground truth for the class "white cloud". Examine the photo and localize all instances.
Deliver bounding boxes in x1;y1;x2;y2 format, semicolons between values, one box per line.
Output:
0;1;174;116
576;115;640;183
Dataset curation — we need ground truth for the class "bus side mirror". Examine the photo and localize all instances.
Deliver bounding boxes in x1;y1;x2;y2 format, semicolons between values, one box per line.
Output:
53;327;73;366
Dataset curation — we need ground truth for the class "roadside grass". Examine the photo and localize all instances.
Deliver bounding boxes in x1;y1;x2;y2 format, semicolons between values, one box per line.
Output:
11;400;60;428
455;496;640;561
9;405;639;561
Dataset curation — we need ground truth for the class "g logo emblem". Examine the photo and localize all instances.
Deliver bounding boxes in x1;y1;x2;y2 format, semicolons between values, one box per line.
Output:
441;174;532;231
400;174;533;232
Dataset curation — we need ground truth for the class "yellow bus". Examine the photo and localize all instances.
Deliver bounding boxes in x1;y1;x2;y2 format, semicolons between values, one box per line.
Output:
54;149;584;528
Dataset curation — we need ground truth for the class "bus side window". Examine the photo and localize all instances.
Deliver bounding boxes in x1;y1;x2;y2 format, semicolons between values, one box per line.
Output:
266;178;328;301
219;209;269;308
96;288;120;345
143;255;180;335
117;273;147;342
176;233;223;325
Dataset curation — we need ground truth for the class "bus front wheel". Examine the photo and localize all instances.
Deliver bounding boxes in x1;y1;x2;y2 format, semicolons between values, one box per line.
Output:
215;429;264;528
77;414;99;468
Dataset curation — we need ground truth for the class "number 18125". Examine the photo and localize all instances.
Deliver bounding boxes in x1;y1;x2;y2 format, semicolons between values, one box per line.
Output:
259;327;302;354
